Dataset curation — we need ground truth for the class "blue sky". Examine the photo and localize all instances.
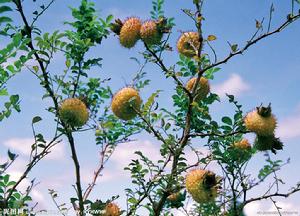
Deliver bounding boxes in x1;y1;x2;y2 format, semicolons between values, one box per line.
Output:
0;0;300;215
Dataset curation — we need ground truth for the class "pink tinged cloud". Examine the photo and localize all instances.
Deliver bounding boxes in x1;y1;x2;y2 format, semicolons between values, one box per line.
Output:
212;73;250;98
2;138;65;160
277;111;300;139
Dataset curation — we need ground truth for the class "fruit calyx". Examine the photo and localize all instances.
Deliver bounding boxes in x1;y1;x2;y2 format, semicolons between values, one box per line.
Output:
202;172;217;190
255;135;283;154
156;17;171;34
256;103;272;117
110;19;123;35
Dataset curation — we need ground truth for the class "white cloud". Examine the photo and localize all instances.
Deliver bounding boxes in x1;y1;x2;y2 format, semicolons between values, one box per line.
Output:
244;200;300;216
111;140;211;169
170;199;194;216
96;140;216;183
268;201;300;214
212;73;250;98
244;201;263;216
30;189;47;210
81;168;117;184
111;140;161;168
277;110;300;140
4;166;47;210
88;140;164;181
9;171;31;191
3;138;65;160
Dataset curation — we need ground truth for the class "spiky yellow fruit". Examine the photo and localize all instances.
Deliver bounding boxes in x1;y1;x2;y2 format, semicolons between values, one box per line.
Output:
233;139;251;150
103;203;120;216
59;98;89;127
231;138;252;162
111;87;142;120
186;77;210;101
119;17;142;48
177;32;200;57
244;110;276;136
167;192;180;202
185;169;217;203
140;20;162;45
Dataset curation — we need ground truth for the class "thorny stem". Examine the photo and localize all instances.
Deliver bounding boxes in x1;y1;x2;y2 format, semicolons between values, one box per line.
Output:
72;61;83;98
200;13;300;75
146;5;300;216
31;0;56;27
134;108;167;145
144;42;192;98
67;130;84;215
189;130;250;138
153;1;205;215
12;0;85;214
5;134;63;203
244;185;300;205
126;153;172;216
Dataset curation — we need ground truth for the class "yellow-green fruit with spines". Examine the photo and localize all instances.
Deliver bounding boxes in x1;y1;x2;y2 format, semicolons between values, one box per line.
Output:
233;139;251;150
111;87;142;121
140;20;162;45
59;98;89;127
231;138;252;162
119;17;142;48
95;129;102;136
244;110;277;136
177;32;200;57
186;77;210;101
167;192;180;202
185;169;218;203
103;203;120;216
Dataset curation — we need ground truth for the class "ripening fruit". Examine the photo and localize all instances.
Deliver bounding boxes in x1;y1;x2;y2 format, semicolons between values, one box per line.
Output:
244;106;277;136
111;87;142;120
186;77;210;101
177;32;200;57
233;139;251;150
167;192;181;202
59;98;89;127
166;191;185;209
185;169;218;203
231;138;252;162
95;129;102;136
104;203;120;216
140;20;162;45
119;17;142;48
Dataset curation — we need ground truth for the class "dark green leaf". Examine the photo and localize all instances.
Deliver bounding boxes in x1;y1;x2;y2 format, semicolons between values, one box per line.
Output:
222;116;232;125
32;116;42;124
8;149;16;160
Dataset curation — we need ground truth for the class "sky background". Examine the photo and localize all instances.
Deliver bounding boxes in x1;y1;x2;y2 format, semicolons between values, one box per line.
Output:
0;0;300;215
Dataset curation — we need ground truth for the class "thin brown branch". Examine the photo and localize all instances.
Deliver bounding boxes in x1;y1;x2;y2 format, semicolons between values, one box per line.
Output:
126;153;172;216
134;108;167;146
5;134;63;202
244;185;300;205
153;2;206;215
201;13;300;75
66;131;84;215
189;130;250;138
31;0;56;27
13;0;85;213
143;43;192;98
83;144;110;201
